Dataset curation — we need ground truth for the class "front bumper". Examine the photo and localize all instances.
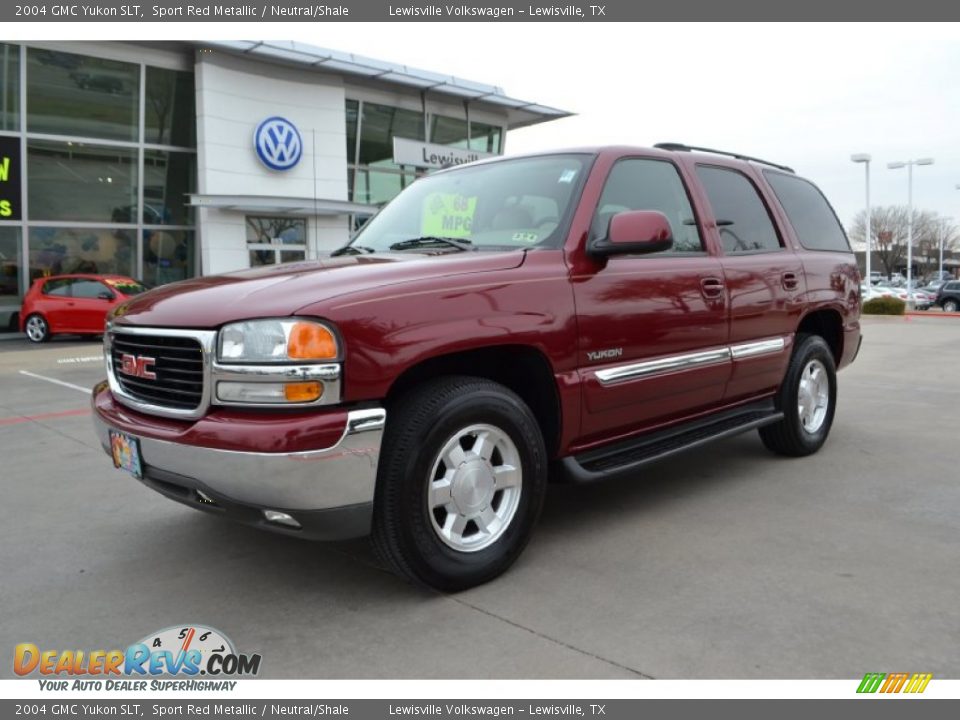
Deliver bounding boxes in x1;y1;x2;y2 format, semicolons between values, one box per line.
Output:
92;383;385;540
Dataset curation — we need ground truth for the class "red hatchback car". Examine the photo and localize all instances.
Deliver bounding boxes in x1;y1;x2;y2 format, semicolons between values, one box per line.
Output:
20;274;147;343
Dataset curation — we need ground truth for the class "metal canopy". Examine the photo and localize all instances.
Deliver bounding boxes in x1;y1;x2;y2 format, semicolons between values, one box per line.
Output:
188;194;379;217
198;40;572;129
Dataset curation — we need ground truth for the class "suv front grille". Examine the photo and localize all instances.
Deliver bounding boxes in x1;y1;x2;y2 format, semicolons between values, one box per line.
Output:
111;333;205;410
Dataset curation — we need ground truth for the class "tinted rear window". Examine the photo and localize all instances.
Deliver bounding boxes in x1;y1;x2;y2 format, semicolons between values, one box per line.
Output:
764;171;850;252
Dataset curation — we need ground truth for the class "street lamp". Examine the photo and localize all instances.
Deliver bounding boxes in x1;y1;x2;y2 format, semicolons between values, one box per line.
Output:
851;154;871;284
888;157;934;300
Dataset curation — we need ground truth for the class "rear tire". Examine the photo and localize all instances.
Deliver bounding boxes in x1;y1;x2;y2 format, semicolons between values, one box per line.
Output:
944;299;959;313
372;375;548;592
25;314;50;343
759;334;837;457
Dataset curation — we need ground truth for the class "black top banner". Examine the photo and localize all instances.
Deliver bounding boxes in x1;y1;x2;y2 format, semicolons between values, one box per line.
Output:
1;0;955;21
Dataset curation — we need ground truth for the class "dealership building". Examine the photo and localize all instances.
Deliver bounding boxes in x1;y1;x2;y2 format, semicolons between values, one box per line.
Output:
0;40;567;328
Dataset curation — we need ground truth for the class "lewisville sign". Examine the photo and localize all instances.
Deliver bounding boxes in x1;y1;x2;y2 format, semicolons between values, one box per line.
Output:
392;137;494;170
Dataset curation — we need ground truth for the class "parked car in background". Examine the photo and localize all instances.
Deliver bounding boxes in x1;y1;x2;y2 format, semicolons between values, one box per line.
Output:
20;274;147;343
936;280;960;312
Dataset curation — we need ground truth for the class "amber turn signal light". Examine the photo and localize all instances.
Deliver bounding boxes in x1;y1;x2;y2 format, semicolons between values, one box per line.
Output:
284;381;323;402
287;322;338;360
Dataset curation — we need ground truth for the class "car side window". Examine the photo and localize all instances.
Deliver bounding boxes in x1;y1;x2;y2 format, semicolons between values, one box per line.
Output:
42;278;73;297
592;158;704;253
763;170;850;252
696;165;783;254
72;280;111;299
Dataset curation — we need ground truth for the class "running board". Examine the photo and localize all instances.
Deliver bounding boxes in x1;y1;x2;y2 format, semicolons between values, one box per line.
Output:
561;399;783;484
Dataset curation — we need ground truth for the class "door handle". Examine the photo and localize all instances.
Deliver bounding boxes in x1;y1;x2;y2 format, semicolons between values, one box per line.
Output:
700;277;725;299
782;272;799;291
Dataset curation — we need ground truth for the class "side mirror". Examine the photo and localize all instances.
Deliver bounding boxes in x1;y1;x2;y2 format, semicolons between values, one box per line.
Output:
97;291;115;301
588;210;674;258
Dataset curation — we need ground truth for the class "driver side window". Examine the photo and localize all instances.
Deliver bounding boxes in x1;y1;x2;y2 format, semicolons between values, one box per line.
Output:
592;158;704;253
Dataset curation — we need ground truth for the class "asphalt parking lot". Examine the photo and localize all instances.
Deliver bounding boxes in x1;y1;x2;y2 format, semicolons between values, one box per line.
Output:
1;316;959;680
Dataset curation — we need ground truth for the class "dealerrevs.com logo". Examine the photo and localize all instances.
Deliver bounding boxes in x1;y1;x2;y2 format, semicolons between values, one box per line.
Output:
14;625;261;691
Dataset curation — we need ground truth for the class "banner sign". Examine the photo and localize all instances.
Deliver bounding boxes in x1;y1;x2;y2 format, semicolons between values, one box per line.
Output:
0;136;21;221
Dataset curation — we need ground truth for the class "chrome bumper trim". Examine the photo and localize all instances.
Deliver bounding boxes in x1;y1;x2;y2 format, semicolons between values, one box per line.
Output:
94;407;386;511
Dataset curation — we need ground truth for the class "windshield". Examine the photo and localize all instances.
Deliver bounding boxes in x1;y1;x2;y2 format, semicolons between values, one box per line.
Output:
344;154;591;254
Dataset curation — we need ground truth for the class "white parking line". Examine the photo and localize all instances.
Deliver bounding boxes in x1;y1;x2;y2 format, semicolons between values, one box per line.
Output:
18;370;92;395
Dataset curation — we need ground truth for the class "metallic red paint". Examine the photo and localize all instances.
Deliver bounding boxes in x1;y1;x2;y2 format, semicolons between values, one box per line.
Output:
104;146;861;459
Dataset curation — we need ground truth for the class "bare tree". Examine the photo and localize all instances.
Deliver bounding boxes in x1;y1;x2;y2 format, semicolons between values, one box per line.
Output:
848;205;958;279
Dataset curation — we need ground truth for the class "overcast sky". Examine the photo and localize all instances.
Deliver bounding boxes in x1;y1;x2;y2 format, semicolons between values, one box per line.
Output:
290;22;960;233
53;22;960;232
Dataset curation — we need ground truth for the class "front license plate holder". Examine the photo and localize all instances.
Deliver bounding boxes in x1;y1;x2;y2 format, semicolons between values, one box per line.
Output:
109;430;143;480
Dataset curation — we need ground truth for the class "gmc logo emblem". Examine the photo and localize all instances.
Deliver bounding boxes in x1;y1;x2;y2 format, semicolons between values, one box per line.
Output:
119;354;157;380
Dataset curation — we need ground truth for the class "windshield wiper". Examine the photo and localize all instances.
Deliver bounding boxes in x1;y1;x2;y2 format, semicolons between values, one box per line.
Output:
389;236;474;252
330;244;376;257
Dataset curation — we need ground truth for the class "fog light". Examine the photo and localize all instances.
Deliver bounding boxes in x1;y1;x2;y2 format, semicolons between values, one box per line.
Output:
263;510;301;529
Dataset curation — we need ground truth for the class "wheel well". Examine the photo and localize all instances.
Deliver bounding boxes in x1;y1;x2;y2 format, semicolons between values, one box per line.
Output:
797;309;843;363
386;345;562;457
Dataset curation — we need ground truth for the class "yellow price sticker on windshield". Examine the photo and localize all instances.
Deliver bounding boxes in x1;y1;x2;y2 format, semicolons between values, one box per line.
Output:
421;193;477;239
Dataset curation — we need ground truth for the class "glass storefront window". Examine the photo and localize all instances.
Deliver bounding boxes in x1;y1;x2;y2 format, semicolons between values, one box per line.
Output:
468;121;502;154
352;168;418;206
430;115;469;149
430;116;503;153
246;216;306;267
143;228;195;287
345;99;358;165
28;140;137;223
143;150;195;225
27;48;139;142
0;226;21;302
358;102;424;167
145;67;196;147
1;43;19;132
28;227;134;279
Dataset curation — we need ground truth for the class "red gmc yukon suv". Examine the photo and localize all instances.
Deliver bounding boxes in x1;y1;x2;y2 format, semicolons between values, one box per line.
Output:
92;144;862;591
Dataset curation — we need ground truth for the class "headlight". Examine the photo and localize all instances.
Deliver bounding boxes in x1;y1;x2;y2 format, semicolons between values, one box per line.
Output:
218;319;338;363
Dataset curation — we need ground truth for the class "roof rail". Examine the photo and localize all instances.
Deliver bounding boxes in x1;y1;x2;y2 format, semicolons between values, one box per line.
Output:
654;142;795;174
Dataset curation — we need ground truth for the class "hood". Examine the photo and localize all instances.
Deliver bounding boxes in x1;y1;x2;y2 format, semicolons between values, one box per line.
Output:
111;251;527;328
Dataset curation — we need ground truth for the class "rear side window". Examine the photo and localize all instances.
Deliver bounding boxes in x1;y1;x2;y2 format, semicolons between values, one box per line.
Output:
72;280;110;299
42;278;73;296
695;166;782;254
764;171;850;252
946;282;960;292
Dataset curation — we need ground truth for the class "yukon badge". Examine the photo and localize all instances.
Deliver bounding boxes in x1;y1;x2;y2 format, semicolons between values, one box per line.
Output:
587;348;623;362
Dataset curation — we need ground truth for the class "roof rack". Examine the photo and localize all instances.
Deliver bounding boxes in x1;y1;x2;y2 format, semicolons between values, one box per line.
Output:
654;143;795;174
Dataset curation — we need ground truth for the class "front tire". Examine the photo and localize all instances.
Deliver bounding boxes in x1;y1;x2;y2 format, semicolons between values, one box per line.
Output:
372;376;548;592
25;314;50;343
759;334;837;457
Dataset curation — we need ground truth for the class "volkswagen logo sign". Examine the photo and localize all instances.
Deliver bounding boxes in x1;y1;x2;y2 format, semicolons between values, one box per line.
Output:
253;116;303;171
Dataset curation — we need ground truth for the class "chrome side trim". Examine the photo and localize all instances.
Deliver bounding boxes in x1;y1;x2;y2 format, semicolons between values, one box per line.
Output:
593;335;789;386
730;337;787;359
595;348;732;385
94;407;386;510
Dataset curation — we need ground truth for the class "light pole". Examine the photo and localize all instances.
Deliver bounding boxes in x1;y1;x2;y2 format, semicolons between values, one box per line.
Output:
851;154;871;284
888;158;934;299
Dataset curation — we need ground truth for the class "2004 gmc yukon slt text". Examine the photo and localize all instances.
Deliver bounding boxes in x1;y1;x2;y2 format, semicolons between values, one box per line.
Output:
92;144;862;591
